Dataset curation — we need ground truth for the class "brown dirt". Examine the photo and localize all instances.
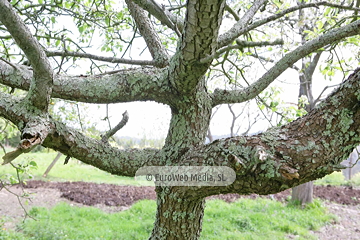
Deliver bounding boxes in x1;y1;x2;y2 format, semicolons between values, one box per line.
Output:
22;180;360;206
1;180;360;239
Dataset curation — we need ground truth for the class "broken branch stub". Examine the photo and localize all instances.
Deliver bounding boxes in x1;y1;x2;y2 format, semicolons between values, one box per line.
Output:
2;121;49;165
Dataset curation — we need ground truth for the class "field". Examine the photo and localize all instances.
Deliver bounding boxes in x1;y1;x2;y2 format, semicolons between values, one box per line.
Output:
1;151;360;239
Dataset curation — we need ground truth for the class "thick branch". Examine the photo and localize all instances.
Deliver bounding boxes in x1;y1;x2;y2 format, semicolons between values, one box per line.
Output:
0;62;173;105
0;0;53;111
212;20;360;106
2;120;50;165
125;0;170;67
0;92;161;176
182;68;360;197
168;0;226;94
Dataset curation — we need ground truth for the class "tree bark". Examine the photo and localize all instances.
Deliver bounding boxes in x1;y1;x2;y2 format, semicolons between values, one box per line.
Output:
150;187;205;240
291;2;321;204
291;182;313;205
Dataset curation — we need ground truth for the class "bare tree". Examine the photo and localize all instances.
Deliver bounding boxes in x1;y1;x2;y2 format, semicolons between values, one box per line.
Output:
1;0;360;239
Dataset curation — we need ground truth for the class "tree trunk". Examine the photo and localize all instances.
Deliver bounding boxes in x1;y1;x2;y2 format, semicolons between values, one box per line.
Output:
291;3;323;203
291;181;313;205
150;187;205;240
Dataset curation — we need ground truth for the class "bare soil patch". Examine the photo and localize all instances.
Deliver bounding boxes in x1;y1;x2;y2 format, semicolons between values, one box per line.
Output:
22;180;360;206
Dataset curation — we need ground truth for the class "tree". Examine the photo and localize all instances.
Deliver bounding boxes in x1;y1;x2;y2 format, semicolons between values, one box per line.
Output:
291;0;324;205
1;0;360;239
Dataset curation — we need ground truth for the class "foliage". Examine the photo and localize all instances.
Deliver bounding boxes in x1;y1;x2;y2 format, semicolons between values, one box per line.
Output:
0;119;19;149
2;0;133;72
257;87;308;126
0;159;37;186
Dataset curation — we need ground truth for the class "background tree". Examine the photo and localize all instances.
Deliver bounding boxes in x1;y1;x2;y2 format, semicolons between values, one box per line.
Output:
1;0;360;239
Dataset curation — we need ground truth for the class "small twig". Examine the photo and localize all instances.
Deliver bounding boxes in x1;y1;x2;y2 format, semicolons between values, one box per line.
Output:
200;39;283;64
1;183;36;221
349;147;360;168
0;142;6;154
101;111;129;143
94;69;130;76
225;4;240;21
167;4;186;11
76;104;84;132
313;84;340;106
0;57;18;69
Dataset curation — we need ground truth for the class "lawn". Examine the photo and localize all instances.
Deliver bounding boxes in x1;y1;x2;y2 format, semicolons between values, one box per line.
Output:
1;198;335;240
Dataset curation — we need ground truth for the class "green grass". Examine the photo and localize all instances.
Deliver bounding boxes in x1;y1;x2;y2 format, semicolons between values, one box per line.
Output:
349;172;360;186
0;198;335;240
314;171;360;187
0;151;152;186
201;198;335;240
314;172;346;186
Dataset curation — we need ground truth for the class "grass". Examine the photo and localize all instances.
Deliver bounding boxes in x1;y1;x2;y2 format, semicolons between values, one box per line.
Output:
0;198;335;240
201;198;335;240
314;171;360;187
0;151;153;186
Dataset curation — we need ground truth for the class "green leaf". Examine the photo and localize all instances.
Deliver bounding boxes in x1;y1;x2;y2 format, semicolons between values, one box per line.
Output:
324;7;331;16
29;161;37;168
105;16;111;27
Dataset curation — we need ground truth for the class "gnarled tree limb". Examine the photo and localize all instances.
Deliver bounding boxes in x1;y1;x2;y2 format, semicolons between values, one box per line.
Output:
0;62;173;105
0;0;53;111
168;0;226;94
